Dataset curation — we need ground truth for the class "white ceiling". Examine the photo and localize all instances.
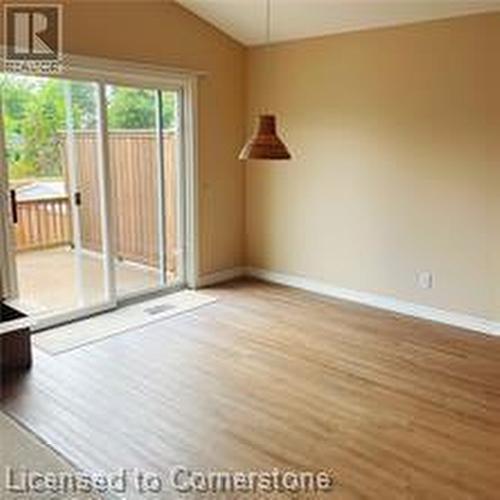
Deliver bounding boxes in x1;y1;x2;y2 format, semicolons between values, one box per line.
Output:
176;0;500;46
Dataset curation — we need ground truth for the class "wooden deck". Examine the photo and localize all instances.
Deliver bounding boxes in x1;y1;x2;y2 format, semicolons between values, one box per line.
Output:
2;280;500;499
15;247;161;315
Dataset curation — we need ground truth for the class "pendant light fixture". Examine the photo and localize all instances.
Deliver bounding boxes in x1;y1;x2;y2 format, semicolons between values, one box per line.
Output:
239;0;292;161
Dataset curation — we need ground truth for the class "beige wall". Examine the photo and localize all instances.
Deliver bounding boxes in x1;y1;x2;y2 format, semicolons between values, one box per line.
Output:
493;20;500;319
1;3;498;322
0;0;247;279
246;14;500;321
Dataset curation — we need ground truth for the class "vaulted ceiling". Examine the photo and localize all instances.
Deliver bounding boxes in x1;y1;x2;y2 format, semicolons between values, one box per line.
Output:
176;0;500;46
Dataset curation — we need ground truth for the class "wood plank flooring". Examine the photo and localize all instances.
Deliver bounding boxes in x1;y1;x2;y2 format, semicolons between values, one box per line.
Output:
1;279;500;499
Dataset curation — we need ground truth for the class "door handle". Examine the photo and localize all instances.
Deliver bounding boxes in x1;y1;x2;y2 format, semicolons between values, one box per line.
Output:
74;191;82;207
9;189;18;224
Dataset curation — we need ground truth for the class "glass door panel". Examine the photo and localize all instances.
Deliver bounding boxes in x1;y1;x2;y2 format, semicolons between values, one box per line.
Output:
0;74;113;318
162;90;184;286
106;84;162;296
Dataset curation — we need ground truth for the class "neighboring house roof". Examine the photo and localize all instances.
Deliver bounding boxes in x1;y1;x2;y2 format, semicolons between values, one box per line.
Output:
16;181;67;201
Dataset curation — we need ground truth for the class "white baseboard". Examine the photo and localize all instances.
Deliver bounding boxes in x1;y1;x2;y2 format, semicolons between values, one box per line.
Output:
246;267;500;337
196;267;245;288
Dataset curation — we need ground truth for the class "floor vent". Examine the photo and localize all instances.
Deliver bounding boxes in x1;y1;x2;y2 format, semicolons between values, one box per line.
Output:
144;304;176;315
34;291;217;355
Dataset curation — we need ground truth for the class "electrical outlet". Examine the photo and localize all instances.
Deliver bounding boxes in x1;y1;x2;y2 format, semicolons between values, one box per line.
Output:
417;271;433;290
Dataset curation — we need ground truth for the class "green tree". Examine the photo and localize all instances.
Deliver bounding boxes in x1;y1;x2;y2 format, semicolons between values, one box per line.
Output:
70;82;97;130
21;79;66;177
1;77;177;180
107;87;175;130
2;77;94;179
1;77;34;175
107;87;156;129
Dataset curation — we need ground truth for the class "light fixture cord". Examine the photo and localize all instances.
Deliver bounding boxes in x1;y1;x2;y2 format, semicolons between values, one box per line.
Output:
266;0;271;45
264;0;271;115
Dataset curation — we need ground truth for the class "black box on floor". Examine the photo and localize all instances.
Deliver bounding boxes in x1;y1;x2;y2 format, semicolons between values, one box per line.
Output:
0;303;32;374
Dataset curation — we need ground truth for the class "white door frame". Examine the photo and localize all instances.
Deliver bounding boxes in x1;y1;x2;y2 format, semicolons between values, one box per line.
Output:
0;96;17;300
0;53;201;329
155;89;167;288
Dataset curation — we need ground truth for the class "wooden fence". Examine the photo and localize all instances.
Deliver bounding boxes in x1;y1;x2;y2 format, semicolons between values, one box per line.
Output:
14;131;178;274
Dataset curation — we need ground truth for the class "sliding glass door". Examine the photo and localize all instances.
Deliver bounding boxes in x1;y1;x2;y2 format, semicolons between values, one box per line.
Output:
0;73;187;327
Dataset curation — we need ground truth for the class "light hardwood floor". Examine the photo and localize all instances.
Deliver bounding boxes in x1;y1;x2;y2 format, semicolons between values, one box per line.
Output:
1;279;500;499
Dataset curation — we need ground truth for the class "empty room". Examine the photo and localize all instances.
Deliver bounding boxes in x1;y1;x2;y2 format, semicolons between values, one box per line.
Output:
0;1;499;498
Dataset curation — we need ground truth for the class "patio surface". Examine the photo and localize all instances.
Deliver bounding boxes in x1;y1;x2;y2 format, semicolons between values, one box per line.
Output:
15;247;161;316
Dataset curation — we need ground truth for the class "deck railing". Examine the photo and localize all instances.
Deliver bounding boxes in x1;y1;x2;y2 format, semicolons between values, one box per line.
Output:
15;196;72;251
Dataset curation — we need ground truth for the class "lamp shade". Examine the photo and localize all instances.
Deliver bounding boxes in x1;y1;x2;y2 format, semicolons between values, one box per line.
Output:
239;114;291;160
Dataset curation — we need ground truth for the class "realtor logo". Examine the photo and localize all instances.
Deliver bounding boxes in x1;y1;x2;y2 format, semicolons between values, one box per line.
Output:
4;4;62;73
